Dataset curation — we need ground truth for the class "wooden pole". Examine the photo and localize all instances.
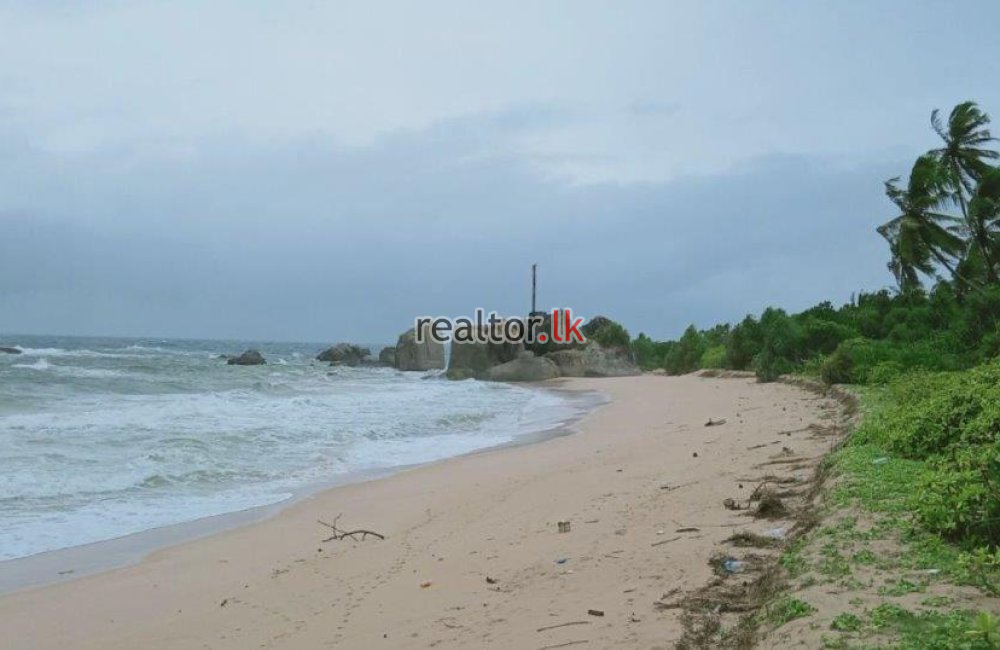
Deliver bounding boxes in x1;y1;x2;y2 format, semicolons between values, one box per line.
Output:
531;263;537;314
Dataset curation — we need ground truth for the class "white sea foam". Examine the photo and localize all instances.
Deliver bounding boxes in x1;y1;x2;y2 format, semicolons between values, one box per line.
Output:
12;358;50;371
0;336;589;561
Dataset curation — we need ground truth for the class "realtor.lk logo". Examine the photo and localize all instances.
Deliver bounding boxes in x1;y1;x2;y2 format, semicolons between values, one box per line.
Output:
414;308;586;345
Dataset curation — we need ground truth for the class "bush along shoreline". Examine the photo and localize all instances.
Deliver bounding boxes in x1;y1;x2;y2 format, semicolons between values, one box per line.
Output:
650;102;1000;648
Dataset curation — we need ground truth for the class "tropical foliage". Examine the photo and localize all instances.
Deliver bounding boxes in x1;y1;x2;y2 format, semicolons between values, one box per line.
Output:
632;101;1000;386
881;101;1000;291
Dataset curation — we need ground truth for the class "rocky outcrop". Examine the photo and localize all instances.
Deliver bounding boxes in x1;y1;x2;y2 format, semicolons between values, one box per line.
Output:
447;335;523;380
545;343;639;377
317;343;371;366
227;349;266;365
445;315;638;381
378;346;396;367
394;326;445;371
0;346;21;355
524;312;587;356
484;351;560;382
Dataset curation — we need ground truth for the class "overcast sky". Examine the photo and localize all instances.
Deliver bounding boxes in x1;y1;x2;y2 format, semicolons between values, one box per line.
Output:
2;1;1000;343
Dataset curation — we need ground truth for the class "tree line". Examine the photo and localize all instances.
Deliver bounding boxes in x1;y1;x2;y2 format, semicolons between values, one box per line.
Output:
630;101;1000;386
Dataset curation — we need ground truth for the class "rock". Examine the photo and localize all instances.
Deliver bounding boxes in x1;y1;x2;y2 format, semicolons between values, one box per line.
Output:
447;332;523;380
0;346;21;355
484;351;559;382
378;346;396;367
317;343;371;366
227;349;266;365
394;325;446;371
524;312;586;356
545;343;639;377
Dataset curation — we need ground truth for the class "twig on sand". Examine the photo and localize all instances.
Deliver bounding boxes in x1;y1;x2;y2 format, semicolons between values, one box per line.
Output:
318;515;386;542
659;480;698;492
536;621;590;633
539;641;589;650
651;535;682;547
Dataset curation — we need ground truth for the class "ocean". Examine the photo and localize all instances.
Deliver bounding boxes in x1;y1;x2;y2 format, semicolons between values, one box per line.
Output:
0;335;590;563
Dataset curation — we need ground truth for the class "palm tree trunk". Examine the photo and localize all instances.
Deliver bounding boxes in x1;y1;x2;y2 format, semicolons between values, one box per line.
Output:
954;163;1000;283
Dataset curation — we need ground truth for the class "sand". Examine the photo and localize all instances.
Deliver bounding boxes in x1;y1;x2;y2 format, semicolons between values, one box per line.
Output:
0;374;844;649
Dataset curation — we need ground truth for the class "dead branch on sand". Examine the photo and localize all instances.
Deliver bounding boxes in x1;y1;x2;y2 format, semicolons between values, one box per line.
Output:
318;514;386;542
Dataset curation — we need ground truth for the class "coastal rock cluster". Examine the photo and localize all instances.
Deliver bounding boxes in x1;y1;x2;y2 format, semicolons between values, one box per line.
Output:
393;325;445;371
227;349;266;365
446;315;640;382
317;343;372;366
222;316;638;382
449;339;638;381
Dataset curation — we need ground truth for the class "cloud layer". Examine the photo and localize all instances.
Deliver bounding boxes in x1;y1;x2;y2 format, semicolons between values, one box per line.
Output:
1;1;999;341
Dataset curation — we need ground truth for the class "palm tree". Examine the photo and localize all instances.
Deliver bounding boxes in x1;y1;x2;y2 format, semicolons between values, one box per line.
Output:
968;167;1000;267
878;155;966;291
930;101;1000;281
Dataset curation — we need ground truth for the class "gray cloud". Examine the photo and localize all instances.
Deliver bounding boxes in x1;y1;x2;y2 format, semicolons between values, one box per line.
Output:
0;114;897;341
1;1;999;342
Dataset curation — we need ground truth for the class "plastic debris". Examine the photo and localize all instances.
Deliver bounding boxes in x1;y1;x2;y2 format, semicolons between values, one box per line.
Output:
722;559;744;573
765;527;786;540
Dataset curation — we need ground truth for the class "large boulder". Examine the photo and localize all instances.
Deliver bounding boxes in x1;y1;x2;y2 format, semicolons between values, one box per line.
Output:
227;349;266;365
546;343;639;377
378;346;396;367
317;343;371;366
524;311;586;356
395;326;446;371
447;334;523;380
0;346;21;355
484;351;560;382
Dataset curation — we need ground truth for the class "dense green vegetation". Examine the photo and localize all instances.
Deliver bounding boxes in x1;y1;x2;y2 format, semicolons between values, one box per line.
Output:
633;101;1000;386
853;364;1000;550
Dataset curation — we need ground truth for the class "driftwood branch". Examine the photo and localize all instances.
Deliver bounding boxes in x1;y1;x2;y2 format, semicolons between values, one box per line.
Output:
318;514;386;542
536;620;590;633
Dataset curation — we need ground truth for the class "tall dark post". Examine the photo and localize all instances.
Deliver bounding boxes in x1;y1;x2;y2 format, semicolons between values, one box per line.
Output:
531;263;537;314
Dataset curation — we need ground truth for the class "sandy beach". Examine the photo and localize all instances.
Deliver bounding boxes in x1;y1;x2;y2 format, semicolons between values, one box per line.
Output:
0;374;845;649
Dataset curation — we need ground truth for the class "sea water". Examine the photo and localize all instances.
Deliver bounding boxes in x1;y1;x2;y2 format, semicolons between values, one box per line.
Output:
0;335;588;562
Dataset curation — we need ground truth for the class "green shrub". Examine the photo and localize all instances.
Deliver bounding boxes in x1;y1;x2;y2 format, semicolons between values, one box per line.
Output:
820;346;855;384
754;349;792;382
852;360;1000;548
700;345;727;369
749;308;800;381
663;325;705;375
582;316;630;349
867;360;906;385
726;315;762;370
798;315;856;356
800;354;827;378
632;333;670;370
